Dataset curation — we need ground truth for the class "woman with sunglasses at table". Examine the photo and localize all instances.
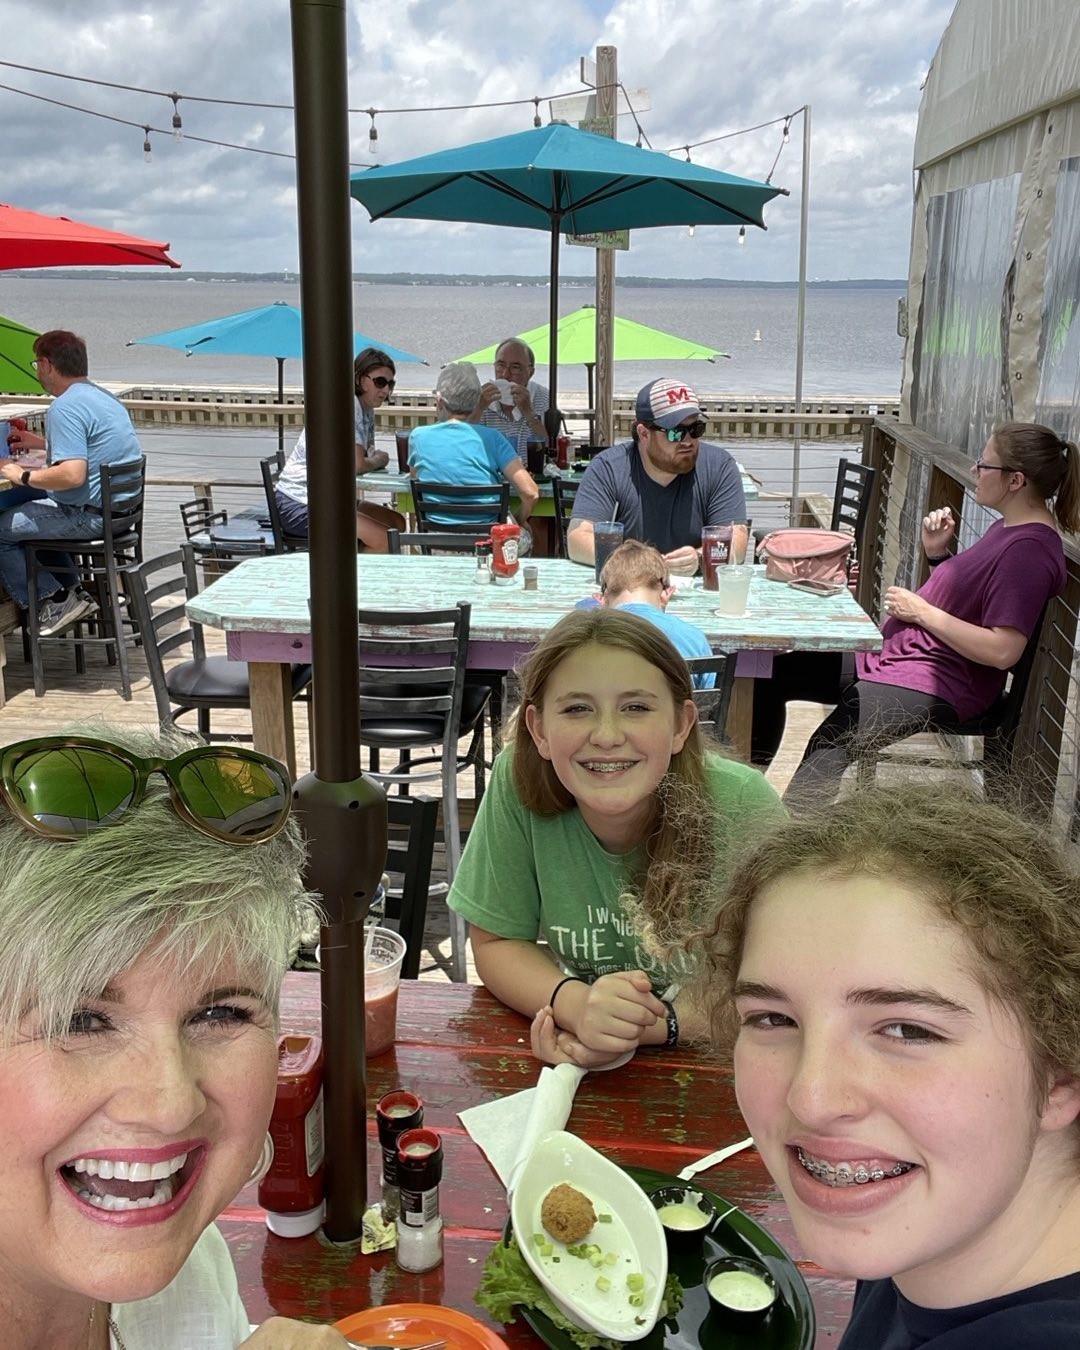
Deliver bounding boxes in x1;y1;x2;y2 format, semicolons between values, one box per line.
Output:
696;784;1080;1348
752;422;1078;807
275;346;405;552
0;729;349;1349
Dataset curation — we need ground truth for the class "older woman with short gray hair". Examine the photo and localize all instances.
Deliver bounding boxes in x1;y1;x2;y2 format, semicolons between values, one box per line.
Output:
0;727;349;1349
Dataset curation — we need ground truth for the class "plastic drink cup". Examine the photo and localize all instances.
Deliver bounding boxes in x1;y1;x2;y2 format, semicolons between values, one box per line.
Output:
593;520;625;583
714;567;753;617
365;927;407;1057
701;525;734;590
395;431;411;472
526;439;546;474
730;522;750;566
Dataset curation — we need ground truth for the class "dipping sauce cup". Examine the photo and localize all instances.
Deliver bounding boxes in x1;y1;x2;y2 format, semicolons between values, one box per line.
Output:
650;1185;718;1249
704;1255;778;1325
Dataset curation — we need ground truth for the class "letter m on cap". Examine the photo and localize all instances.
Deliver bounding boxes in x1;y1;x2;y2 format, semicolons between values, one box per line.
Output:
665;387;690;406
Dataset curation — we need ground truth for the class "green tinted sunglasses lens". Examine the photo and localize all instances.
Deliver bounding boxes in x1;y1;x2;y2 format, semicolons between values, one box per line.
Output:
173;755;290;840
8;746;138;834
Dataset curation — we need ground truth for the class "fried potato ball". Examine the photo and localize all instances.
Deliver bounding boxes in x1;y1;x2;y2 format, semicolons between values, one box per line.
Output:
541;1182;597;1244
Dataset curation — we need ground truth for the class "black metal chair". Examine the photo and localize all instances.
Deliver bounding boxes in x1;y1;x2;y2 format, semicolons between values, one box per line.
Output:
260;453;308;554
24;457;146;699
126;543;312;741
383;794;440;980
551;477;582;559
831;457;878;568
410;480;510;534
685;652;739;741
179;496;227;539
355;602;491;982
387;529;485;556
856;606;1048;796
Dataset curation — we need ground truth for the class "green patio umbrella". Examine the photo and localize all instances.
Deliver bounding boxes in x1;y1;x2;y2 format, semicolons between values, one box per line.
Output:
0;314;43;396
455;304;729;410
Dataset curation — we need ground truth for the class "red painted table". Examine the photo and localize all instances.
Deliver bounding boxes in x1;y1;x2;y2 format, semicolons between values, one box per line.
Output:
220;975;852;1345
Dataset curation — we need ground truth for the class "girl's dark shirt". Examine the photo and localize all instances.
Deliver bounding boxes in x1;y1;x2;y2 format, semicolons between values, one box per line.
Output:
840;1273;1080;1348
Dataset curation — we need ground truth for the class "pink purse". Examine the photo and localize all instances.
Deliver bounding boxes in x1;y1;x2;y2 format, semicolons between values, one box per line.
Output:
758;529;853;585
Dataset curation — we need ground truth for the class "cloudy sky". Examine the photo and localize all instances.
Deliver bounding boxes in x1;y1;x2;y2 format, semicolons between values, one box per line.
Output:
1;0;956;281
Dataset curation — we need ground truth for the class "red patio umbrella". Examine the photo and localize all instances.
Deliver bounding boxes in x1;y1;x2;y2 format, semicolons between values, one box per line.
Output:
0;202;180;270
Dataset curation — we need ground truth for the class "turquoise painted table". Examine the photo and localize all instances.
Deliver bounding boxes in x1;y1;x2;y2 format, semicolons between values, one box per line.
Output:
189;556;880;774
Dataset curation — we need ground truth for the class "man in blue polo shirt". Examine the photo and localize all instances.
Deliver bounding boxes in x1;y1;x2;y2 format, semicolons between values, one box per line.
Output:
568;377;746;577
2;330;142;634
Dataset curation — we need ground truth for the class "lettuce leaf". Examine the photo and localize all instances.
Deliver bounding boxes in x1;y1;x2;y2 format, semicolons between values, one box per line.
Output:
475;1237;684;1350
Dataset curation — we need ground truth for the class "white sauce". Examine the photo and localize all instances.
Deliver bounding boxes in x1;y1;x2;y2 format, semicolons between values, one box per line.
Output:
657;1202;710;1231
708;1269;774;1313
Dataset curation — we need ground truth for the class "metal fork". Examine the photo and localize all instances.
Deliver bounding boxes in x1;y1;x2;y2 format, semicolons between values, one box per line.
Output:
345;1340;447;1350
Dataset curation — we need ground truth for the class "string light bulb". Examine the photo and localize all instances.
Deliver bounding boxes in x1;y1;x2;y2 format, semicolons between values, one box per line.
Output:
687;225;696;238
143;126;152;162
170;94;183;142
782;118;791;144
533;97;542;128
738;226;746;245
684;146;692;162
367;110;379;155
635;129;643;148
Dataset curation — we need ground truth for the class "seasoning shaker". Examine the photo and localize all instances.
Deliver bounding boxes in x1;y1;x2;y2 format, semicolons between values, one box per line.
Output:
395;1127;444;1272
522;564;539;591
473;539;492;583
375;1090;424;1221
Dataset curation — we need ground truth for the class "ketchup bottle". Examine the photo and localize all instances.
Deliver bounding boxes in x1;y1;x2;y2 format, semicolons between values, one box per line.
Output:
489;522;521;584
556;434;570;470
258;1034;325;1237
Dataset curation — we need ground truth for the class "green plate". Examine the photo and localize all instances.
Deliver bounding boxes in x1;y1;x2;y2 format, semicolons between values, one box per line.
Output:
506;1165;814;1350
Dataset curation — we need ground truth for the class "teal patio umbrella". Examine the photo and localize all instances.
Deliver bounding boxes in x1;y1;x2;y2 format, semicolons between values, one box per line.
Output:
0;314;43;396
130;301;427;450
456;304;729;409
351;123;782;435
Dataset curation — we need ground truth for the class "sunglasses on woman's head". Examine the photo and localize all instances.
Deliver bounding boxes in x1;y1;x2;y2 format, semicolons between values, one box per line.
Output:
0;737;292;843
648;420;707;443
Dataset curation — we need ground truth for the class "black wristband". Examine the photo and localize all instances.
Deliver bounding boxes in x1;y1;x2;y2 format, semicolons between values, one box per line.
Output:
20;470;31;487
661;999;679;1049
549;975;584;1017
926;553;949;567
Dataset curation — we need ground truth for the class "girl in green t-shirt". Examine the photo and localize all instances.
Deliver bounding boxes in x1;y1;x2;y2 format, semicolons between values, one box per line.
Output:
451;607;782;1068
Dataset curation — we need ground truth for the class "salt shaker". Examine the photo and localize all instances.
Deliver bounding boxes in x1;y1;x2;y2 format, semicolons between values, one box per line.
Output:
523;564;538;591
473;539;492;584
395;1127;444;1272
375;1089;423;1221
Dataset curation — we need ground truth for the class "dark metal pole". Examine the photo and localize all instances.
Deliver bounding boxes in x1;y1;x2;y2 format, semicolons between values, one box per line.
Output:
290;0;387;1243
544;212;562;446
276;355;285;456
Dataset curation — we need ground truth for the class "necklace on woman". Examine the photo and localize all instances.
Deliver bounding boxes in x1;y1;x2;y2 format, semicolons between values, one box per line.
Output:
87;1302;128;1350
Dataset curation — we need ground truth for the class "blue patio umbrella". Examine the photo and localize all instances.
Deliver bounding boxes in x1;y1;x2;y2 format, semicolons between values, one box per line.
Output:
350;123;783;434
130;301;427;450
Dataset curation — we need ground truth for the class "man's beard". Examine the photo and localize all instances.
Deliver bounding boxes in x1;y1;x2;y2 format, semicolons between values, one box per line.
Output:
643;439;699;476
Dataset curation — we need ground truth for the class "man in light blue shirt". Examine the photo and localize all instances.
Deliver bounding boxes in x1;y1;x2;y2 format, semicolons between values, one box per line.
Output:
2;330;142;634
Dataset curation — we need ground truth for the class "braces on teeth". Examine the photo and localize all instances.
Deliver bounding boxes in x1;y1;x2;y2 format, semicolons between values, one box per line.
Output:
796;1147;912;1185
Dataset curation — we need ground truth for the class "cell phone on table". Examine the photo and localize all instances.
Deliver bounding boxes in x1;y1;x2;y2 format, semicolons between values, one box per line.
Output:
787;578;843;596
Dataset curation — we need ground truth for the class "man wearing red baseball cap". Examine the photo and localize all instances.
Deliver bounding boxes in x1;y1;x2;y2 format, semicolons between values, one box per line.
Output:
567;378;746;576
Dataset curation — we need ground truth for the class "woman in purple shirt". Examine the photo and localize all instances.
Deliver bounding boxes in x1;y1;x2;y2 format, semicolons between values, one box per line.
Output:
752;422;1079;806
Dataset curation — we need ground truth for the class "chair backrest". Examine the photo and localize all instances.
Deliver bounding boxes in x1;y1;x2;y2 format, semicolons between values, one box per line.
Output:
125;543;203;727
355;603;471;765
411;480;511;533
101;457;147;561
259;453;304;554
179;497;227;539
383;793;440;981
387;529;485;557
550;477;581;559
684;653;738;739
976;604;1049;740
830;458;877;559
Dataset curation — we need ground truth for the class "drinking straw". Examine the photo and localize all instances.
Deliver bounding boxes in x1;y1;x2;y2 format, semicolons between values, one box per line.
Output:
363;916;377;968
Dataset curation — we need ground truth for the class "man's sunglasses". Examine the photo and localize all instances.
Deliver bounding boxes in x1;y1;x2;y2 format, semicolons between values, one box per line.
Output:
365;375;396;391
0;737;292;844
648;420;707;443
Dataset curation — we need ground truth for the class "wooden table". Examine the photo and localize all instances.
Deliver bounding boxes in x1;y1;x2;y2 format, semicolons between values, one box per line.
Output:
219;976;851;1343
188;556;881;773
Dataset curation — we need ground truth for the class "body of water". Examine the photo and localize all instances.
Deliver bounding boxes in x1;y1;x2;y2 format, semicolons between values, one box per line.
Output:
2;276;905;397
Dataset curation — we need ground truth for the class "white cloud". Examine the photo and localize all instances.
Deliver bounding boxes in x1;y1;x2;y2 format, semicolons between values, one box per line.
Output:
0;0;955;279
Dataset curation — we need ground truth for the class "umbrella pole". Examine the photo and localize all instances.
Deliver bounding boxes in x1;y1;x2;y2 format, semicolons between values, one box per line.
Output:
276;356;285;457
544;215;561;447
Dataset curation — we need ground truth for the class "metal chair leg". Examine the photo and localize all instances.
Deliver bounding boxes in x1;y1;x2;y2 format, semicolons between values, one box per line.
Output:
441;755;467;983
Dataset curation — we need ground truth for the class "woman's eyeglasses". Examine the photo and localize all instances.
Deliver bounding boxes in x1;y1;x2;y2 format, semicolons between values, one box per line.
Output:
648;420;707;444
366;375;396;391
973;461;1015;475
0;737;292;844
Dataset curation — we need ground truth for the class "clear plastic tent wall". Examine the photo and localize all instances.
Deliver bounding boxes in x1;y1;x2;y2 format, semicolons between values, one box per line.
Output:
904;0;1080;454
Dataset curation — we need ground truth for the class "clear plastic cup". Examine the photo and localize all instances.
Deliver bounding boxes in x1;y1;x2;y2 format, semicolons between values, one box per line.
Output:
365;927;407;1057
700;525;733;589
714;567;753;617
395;431;411;472
593;521;626;583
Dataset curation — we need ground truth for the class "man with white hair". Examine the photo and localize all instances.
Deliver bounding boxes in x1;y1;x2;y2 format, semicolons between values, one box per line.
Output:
470;338;551;456
407;361;539;525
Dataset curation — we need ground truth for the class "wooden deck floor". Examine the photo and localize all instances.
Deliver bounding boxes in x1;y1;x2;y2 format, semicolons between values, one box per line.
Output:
0;629;972;985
